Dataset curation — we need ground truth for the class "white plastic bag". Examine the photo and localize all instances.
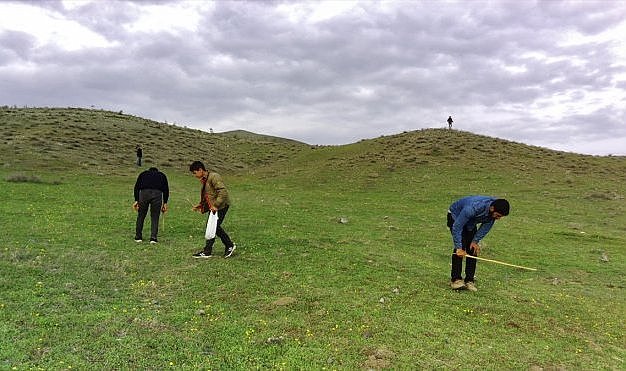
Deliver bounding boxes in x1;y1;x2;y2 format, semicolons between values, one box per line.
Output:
205;211;218;239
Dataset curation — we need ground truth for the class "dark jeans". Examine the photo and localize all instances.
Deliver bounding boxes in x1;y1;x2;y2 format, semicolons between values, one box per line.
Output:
204;206;234;254
135;189;162;240
447;212;478;282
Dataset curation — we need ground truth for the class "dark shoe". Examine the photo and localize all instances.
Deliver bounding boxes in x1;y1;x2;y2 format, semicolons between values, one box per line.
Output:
134;237;143;243
193;251;213;259
224;244;236;258
150;238;158;244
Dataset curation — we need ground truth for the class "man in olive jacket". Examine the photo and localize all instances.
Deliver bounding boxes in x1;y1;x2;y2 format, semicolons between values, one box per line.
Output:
189;161;236;258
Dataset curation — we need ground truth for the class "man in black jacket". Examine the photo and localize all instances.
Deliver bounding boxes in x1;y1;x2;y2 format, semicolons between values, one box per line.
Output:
133;167;169;243
136;145;143;166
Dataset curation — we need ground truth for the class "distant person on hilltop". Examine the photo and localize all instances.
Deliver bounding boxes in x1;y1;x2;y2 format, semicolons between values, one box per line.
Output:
447;196;510;292
447;116;453;129
133;167;169;244
136;145;143;166
189;161;237;258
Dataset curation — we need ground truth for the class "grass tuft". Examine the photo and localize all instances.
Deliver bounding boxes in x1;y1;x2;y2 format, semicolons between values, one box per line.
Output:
6;173;43;183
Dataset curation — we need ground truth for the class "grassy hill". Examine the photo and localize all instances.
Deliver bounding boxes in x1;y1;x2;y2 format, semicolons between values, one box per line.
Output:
2;107;624;182
1;107;625;369
0;107;311;175
221;129;307;145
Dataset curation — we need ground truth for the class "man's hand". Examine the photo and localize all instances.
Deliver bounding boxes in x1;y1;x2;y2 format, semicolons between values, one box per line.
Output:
192;204;202;212
161;203;168;213
455;249;467;257
470;242;481;255
132;201;139;212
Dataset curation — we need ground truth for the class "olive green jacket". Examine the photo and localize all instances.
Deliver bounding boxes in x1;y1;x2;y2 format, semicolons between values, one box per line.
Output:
200;172;230;212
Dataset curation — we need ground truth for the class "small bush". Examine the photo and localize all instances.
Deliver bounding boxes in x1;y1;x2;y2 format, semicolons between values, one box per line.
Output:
6;173;43;183
585;191;623;201
5;173;62;185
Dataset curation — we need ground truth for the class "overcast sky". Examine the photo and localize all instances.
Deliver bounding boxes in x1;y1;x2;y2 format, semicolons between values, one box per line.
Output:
1;0;625;155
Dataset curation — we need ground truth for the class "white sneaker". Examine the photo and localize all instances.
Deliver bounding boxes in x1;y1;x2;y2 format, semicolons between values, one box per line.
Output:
224;244;236;258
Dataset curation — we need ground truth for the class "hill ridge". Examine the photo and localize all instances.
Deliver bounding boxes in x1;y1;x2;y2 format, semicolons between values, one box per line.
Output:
1;107;624;181
0;107;310;174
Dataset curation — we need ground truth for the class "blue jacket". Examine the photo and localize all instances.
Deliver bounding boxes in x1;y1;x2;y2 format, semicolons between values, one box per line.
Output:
449;196;497;249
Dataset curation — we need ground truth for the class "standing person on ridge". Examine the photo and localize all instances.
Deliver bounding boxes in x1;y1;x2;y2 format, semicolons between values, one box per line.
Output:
136;145;143;166
133;167;169;244
189;161;236;258
447;196;510;292
447;116;453;129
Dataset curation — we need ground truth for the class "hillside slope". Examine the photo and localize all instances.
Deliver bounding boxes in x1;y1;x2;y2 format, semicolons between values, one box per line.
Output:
0;107;311;175
2;107;625;187
220;129;305;145
258;128;626;192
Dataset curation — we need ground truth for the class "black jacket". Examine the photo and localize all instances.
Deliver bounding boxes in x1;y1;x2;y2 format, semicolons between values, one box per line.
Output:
134;167;169;202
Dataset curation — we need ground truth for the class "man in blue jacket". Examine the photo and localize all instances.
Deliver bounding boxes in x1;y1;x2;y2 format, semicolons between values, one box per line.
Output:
447;196;510;292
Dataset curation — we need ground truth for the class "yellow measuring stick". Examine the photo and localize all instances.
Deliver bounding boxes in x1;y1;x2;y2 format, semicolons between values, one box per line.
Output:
466;255;537;271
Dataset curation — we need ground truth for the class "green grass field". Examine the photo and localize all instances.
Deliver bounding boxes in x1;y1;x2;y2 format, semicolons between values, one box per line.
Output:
1;108;625;369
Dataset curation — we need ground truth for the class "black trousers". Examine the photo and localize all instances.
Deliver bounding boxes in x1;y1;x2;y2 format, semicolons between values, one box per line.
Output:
204;206;234;253
135;189;162;240
447;212;478;282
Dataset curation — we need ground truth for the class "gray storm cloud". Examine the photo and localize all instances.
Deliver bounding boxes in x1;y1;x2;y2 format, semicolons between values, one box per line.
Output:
1;0;625;155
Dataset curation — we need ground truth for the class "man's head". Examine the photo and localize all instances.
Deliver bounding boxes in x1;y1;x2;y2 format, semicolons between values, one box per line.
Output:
189;161;207;180
489;198;510;220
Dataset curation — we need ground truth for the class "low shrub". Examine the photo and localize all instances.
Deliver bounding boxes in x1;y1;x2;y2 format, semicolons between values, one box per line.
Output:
5;173;43;183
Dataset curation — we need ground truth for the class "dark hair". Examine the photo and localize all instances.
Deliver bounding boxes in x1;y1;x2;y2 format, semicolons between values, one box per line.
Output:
189;161;206;172
491;199;510;216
